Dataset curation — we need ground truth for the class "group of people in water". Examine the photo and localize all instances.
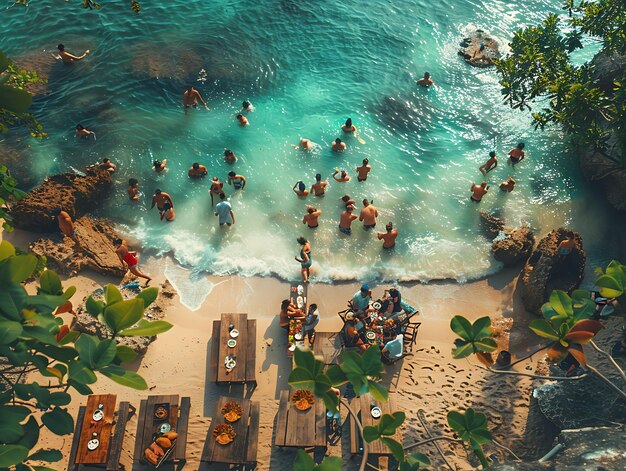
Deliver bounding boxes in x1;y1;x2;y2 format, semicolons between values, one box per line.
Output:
470;143;525;202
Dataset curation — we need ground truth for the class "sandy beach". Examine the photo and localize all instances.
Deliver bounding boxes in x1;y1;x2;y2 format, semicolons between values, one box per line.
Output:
6;220;548;471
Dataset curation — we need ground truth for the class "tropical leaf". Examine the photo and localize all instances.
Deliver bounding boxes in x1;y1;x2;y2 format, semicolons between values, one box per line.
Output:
452;339;474;359
136;287;158;308
549;290;573;317
39;270;62;295
563;330;594;343
0;319;23;344
118;319;173;337
567;344;587;366
104;284;123;305
114;345;138;364
288;367;315;391
0;444;29;467
380;437;405;462
529;319;559;340
473;337;497;352
547;345;566;361
41;408;73;435
596;274;623;299
27;449;62;462
569;319;603;335
450;316;473;340
102;298;144;334
99;365;148;390
471;316;492;339
85;296;104;316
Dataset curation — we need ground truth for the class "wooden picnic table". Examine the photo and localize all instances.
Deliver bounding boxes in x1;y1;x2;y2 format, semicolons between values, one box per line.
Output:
274;389;326;448
349;393;402;456
68;394;134;471
132;394;191;464
202;396;260;467
312;331;341;365
209;313;257;384
287;283;308;356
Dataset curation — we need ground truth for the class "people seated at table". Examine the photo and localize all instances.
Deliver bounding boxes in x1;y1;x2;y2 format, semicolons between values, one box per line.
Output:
381;332;404;361
350;284;373;317
342;319;367;351
302;304;320;344
381;287;402;315
279;299;305;330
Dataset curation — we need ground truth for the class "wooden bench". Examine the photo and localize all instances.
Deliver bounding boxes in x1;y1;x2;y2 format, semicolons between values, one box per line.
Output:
274;390;326;448
210;313;257;385
349;393;402;456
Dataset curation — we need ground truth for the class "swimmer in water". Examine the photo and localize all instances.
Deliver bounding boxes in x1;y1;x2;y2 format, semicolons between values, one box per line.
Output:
160;202;176;222
339;204;358;235
293;181;309;197
356;158;371;181
417;71;434;87
340;194;356;208
358;199;378;229
128;178;140;201
183;85;209;113
479;151;498;176
98;158;116;173
227;171;247;190
303;205;322;228
298;138;315;150
188;162;208;178
342;117;356;133
224;149;237;164
377;222;398;249
57;44;90;64
332;138;346;152
508;143;525;165
75;124;95;140
310;173;329;196
499;176;516;192
237;114;249;126
150;189;174;215
153;160;168;173
209;177;224;206
470;181;489;202
242;100;254;112
333;169;350;182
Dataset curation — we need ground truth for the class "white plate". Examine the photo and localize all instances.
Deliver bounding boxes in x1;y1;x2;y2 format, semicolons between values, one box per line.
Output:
297;285;304;295
160;423;171;434
87;439;99;450
227;339;237;348
229;329;239;338
288;344;296;352
366;331;376;340
371;407;382;418
296;296;304;308
92;409;104;422
373;302;382;310
294;332;303;341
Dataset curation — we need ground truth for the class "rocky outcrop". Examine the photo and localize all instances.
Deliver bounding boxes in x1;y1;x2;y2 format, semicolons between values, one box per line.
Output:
493;426;626;470
10;167;113;232
493;226;535;267
459;30;500;67
73;280;176;354
579;147;626;212
591;52;626;93
30;216;125;277
519;228;586;314
480;211;505;239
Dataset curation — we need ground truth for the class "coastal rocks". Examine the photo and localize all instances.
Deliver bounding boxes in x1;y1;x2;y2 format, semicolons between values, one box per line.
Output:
459;30;500;67
579;147;626;212
480;211;505;239
519;228;586;314
10;167;112;232
591;52;626;93
492;226;535;267
30;216;125;278
73;280;175;354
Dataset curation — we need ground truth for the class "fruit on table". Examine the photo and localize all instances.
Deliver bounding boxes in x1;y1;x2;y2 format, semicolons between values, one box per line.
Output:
162;431;178;441
156;437;172;450
144;449;159;465
149;443;165;457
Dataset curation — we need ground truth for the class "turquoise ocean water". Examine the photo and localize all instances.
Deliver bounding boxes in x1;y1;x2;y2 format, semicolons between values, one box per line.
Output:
1;0;619;291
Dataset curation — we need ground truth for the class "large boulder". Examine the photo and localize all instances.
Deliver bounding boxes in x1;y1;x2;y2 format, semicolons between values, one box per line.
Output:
30;216;125;277
579;147;626;212
10;167;113;232
459;30;500;67
591;52;626;93
73;280;176;354
492;226;535;267
480;211;505;239
519;228;586;314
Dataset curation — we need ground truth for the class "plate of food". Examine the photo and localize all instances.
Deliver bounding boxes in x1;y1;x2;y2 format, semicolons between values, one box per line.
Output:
296;296;304;308
292;389;314;411
288;344;296;352
229;329;239;338
227;339;237;348
87;438;99;451
213;423;237;445
294;332;303;341
297;285;304;295
366;331;376;340
371;406;382;419
221;401;243;423
92;409;104;422
225;357;236;369
373;301;382;311
154;405;169;420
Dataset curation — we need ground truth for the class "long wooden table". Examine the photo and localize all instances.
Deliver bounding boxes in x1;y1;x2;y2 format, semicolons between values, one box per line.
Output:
312;331;341;365
349;393;402;456
274;390;326;448
132;394;191;464
201;396;260;466
209;313;256;384
68;394;133;471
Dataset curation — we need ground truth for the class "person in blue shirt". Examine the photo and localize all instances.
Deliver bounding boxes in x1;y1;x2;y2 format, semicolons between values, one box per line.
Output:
382;333;403;360
214;192;235;226
350;284;372;316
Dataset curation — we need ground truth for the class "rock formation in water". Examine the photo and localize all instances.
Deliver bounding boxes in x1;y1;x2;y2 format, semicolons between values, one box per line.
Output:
459;30;500;67
30;216;126;278
73;279;176;354
480;212;535;267
10;167;112;232
480;211;505;239
519;228;586;314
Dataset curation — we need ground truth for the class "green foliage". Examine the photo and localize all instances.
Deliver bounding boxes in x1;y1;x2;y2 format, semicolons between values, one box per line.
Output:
0;50;46;139
496;2;626;152
447;408;493;469
595;260;626;299
0;240;171;469
293;450;342;471
450;315;497;362
0;166;28;232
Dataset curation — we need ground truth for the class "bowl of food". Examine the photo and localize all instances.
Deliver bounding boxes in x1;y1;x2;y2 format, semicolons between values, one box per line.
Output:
221;401;243;423
227;339;237;348
291;389;314;411
213;423;237;445
294;332;303;341
154;405;169;420
371;406;382;418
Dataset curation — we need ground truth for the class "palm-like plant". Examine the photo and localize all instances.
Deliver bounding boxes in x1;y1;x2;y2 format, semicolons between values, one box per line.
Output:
450;316;497;366
447;408;492;469
595;260;626;300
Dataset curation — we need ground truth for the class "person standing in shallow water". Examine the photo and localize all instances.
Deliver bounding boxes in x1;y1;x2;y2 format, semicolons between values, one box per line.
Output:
339;204;358;235
417;71;434;87
303;205;322;228
310;173;328;196
57;44;90;64
377;222;398;249
128;178;140;201
210;177;224;206
508;143;525;165
113;239;151;285
183;85;209;113
470;181;489;202
356;158;371;181
295;237;312;283
358;199;378;229
150;189;174;215
342;118;356;133
332;138;346;152
214;192;235;227
479;151;498;176
293;181;309;197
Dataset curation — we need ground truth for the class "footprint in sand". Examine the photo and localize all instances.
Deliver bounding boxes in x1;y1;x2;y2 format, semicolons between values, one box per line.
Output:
428;375;434;383
422;366;434;371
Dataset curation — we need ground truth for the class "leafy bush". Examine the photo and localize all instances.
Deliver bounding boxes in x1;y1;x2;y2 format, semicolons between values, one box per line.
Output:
0;240;172;468
450;315;497;366
595;260;626;299
0;164;28;233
